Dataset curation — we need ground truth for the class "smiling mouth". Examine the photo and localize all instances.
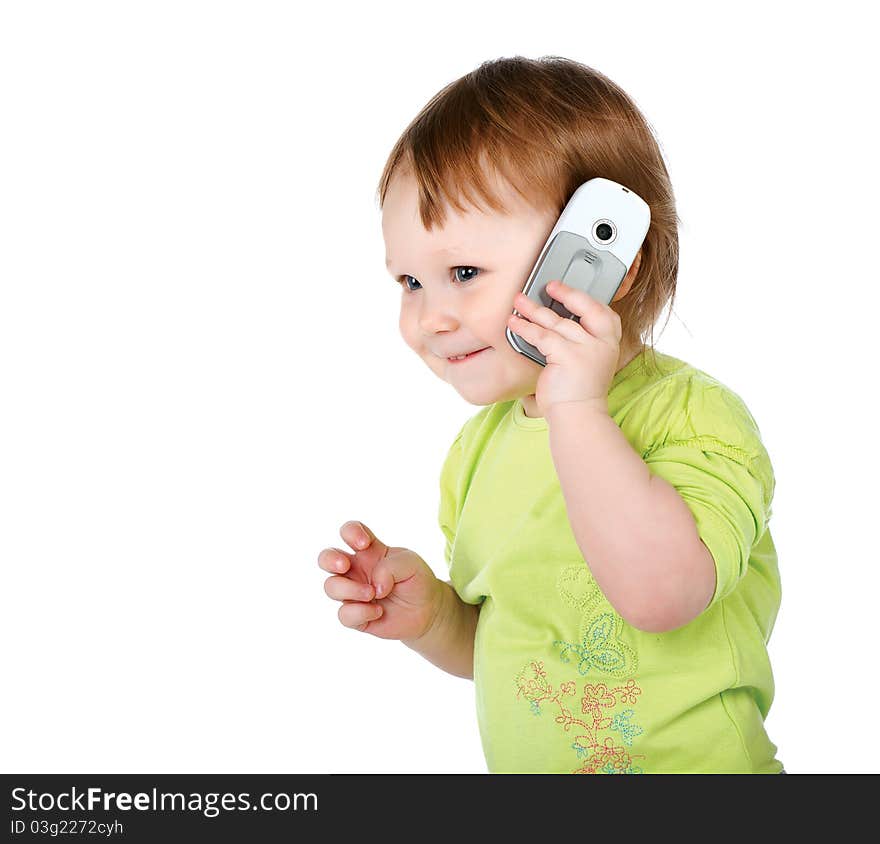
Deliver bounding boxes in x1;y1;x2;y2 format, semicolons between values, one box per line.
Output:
447;348;489;362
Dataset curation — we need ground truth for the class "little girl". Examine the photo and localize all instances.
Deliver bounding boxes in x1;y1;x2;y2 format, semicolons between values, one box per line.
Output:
318;56;784;774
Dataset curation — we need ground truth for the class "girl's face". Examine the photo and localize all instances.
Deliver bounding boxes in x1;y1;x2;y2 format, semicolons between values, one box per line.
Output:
381;167;557;409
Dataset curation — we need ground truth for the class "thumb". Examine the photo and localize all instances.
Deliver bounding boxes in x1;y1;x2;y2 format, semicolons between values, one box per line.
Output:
371;547;422;600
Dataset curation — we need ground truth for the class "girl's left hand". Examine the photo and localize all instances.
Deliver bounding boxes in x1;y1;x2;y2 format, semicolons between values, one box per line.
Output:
508;279;621;418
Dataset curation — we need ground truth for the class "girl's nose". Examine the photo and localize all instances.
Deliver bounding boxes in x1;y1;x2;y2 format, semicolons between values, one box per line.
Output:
418;300;460;334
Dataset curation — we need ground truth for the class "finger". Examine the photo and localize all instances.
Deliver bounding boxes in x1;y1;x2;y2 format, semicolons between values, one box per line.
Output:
338;600;384;631
545;280;621;342
324;574;376;602
340;520;384;554
317;547;352;574
512;291;585;342
507;311;569;360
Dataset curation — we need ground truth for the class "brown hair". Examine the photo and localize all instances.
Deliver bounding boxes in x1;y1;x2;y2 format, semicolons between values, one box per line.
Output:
375;55;681;372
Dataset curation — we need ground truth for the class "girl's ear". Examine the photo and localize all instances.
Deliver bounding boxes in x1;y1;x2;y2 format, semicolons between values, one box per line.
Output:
611;249;642;303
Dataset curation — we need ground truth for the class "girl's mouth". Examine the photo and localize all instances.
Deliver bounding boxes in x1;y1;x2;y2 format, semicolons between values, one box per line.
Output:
448;347;489;363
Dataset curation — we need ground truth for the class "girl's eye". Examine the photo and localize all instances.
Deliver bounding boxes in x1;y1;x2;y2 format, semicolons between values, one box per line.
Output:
454;266;480;283
400;266;481;292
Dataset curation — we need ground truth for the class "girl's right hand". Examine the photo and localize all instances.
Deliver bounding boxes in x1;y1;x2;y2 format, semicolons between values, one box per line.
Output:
318;520;444;641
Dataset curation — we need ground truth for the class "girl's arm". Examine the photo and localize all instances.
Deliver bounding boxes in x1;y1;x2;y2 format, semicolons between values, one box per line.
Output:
547;402;716;634
402;580;480;679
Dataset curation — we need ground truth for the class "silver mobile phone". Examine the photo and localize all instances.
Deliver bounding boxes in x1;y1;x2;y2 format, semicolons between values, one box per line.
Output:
506;177;650;366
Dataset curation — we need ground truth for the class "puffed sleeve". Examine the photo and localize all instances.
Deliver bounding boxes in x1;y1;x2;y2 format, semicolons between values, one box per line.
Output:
640;385;775;611
438;424;467;569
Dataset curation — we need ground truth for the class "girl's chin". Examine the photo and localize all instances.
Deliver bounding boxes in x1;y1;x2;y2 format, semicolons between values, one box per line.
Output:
451;382;503;405
453;381;536;407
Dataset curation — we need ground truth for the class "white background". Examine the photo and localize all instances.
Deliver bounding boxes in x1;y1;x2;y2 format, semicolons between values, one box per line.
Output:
2;1;878;774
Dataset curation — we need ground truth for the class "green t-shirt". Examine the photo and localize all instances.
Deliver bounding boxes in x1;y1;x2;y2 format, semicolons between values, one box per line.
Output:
438;348;783;774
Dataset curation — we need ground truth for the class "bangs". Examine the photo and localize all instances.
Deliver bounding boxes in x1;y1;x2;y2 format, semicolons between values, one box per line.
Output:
377;65;583;230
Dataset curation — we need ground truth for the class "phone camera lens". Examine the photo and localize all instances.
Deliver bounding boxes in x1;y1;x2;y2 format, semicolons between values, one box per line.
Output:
593;220;615;243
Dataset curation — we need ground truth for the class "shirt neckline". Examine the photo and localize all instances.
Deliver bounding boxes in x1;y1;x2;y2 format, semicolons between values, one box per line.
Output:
511;348;649;431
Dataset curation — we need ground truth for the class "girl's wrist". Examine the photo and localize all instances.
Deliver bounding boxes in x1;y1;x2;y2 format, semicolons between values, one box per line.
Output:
401;579;478;679
403;577;453;648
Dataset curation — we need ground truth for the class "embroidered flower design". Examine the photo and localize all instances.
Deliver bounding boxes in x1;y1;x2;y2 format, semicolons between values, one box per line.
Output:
511;564;646;773
618;679;642;705
585;737;629;774
581;683;616;719
515;661;645;774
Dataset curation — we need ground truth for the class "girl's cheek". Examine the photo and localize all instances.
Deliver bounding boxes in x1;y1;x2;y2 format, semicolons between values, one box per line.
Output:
398;312;422;353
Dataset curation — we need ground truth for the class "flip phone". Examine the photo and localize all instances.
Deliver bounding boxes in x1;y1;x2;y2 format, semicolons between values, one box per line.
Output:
506;177;651;366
